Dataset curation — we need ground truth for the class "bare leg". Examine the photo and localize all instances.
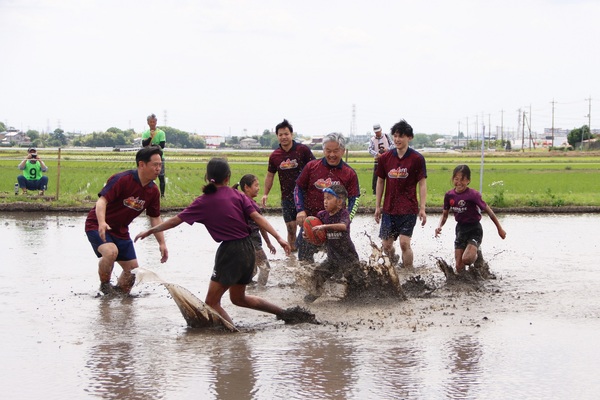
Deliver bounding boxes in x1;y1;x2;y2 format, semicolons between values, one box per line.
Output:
229;284;283;315
285;221;297;252
462;244;478;266
399;235;413;268
97;242;118;284
116;259;139;293
455;248;466;273
205;280;234;325
382;237;397;261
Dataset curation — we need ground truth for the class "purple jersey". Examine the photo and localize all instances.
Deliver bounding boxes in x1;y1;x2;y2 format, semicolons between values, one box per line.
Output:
267;141;315;201
85;170;161;240
296;158;360;217
177;186;255;242
317;208;359;264
443;187;487;224
376;148;427;215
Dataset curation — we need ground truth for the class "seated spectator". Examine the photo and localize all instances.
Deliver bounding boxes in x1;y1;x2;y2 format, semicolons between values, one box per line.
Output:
17;147;49;195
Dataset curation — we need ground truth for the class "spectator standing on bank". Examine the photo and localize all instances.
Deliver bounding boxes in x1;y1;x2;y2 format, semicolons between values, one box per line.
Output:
17;147;49;195
141;113;167;197
367;123;393;195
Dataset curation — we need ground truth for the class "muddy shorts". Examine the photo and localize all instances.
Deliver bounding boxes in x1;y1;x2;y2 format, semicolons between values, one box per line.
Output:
379;213;418;240
454;222;483;250
211;237;255;286
281;198;297;223
86;230;137;261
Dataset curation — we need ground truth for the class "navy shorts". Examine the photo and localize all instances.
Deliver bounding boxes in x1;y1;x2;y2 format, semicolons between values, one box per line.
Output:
379;213;418;240
454;222;483;250
211;237;255;286
281;198;297;223
86;231;137;261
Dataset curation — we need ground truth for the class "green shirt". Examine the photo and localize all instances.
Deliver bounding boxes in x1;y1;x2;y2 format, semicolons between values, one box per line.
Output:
141;129;166;146
22;161;45;181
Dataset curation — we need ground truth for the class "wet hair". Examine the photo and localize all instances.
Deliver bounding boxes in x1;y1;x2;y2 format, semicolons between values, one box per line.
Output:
147;113;157;121
322;132;347;149
390;119;414;138
232;174;258;193
275;119;293;134
326;184;348;202
135;145;163;166
452;164;471;181
202;157;231;194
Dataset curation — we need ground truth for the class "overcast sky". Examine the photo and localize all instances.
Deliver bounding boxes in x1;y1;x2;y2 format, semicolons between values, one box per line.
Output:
1;0;598;138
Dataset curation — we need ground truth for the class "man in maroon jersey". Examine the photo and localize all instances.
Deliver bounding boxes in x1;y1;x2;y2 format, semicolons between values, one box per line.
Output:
85;146;169;295
295;132;360;262
374;119;427;269
262;119;315;251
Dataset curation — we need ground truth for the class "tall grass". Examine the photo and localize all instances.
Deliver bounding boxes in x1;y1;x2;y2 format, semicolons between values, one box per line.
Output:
1;149;599;209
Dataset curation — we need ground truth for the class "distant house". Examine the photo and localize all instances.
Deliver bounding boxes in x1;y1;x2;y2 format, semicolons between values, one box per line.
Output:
200;135;225;148
0;127;30;147
239;137;260;149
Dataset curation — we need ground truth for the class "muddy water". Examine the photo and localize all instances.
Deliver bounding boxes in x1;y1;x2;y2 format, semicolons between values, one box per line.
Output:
1;212;599;399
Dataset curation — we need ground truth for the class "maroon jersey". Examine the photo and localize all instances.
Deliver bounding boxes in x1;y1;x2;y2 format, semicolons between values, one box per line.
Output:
85;170;161;239
267;141;315;201
317;208;359;264
177;186;255;242
296;158;360;217
443;187;487;224
376;147;427;215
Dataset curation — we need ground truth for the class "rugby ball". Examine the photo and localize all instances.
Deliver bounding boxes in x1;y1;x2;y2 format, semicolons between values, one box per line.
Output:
303;216;327;246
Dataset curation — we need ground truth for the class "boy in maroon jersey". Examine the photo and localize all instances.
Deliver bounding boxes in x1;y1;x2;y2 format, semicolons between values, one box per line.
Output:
374;119;427;269
85;146;169;295
262;119;315;252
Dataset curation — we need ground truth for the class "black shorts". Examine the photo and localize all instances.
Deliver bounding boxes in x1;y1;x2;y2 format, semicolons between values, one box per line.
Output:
281;198;297;223
211;237;255;286
454;222;483;250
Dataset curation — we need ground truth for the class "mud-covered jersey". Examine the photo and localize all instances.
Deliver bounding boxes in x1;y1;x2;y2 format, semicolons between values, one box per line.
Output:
85;170;161;239
317;208;359;265
267;141;315;201
177;186;254;242
443;187;487;224
295;158;360;217
376;147;427;215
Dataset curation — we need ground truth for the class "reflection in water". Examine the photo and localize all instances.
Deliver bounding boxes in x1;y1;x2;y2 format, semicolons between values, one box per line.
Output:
85;298;162;400
1;213;600;399
443;335;483;399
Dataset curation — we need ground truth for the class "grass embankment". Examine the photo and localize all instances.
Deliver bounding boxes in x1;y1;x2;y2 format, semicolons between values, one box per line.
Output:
1;149;599;211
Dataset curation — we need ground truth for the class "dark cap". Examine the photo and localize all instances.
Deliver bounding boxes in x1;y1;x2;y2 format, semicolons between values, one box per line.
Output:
28;147;36;153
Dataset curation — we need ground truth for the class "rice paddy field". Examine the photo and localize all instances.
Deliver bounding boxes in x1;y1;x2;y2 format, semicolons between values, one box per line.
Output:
1;148;599;209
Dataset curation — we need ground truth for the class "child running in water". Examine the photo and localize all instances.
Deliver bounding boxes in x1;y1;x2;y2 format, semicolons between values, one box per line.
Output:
233;174;275;286
435;164;506;274
135;158;314;325
303;184;360;303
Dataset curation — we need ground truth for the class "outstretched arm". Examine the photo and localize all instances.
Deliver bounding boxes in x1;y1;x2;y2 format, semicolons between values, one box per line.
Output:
435;210;449;237
261;171;275;207
135;216;183;242
149;216;169;263
484;205;506;239
250;211;291;255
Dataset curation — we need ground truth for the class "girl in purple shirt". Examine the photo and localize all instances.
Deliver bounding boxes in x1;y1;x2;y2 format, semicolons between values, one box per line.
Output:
435;165;506;274
136;158;301;326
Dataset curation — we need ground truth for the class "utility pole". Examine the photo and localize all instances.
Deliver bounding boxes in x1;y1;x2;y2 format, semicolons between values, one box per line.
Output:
457;120;461;147
500;109;504;144
487;113;491;149
518;109;524;152
163;110;168;127
584;96;592;151
475;114;479;148
466;116;469;149
350;104;356;137
550;99;556;148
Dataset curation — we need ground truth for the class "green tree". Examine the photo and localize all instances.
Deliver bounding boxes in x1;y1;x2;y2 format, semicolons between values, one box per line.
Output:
26;129;40;142
0;121;5;132
568;125;590;147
